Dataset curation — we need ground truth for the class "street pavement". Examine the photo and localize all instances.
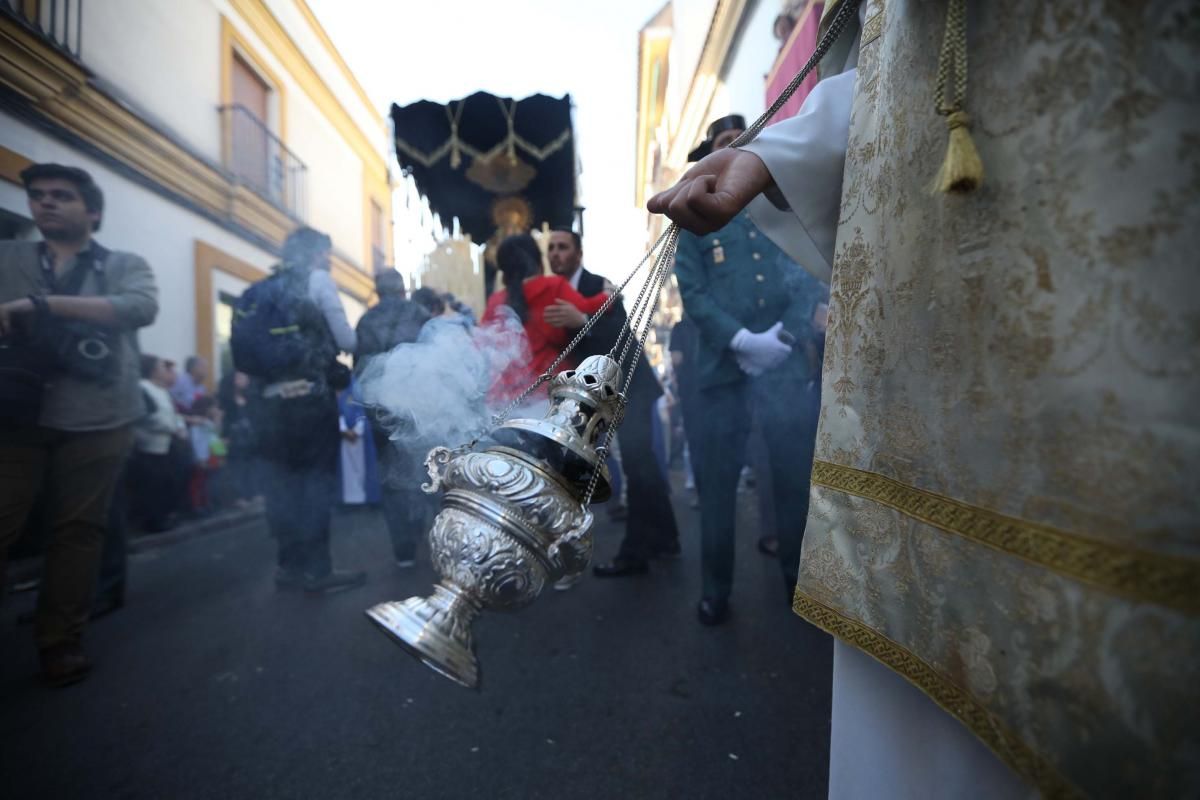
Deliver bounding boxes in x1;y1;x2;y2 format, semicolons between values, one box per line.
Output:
1;474;833;800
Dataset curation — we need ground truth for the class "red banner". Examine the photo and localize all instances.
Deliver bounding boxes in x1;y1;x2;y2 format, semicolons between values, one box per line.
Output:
764;3;824;124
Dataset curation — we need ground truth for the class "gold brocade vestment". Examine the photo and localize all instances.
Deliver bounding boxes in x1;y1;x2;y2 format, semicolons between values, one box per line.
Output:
793;2;1200;796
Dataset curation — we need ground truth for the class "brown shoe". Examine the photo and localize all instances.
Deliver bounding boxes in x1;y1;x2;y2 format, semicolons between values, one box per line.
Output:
40;643;93;688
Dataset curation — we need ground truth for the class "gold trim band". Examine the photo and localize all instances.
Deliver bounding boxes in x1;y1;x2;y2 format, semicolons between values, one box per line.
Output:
811;461;1200;615
861;12;883;45
792;590;1084;800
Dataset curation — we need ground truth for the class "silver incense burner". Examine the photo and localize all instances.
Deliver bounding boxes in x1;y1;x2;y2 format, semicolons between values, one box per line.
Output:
365;355;623;689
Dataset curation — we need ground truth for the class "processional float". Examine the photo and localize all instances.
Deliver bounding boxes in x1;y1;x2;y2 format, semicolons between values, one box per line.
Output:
365;0;862;689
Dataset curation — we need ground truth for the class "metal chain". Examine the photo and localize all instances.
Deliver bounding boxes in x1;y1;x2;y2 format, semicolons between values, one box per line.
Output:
462;0;862;486
601;0;861;401
582;228;680;506
614;229;678;404
934;0;968;114
577;2;860;503
462;227;676;449
612;226;678;372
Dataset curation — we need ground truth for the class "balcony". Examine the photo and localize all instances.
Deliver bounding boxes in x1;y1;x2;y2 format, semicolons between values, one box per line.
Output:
219;103;307;221
1;0;82;58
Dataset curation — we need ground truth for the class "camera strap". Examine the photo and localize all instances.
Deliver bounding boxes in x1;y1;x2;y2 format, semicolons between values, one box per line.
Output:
39;241;109;297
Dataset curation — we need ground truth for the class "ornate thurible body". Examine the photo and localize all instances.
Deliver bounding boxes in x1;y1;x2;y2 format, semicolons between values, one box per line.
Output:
365;355;623;688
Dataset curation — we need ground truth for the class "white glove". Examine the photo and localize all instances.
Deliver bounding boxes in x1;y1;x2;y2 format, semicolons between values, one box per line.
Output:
734;352;765;377
730;322;792;376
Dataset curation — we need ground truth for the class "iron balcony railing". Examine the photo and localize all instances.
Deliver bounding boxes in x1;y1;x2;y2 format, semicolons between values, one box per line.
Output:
1;0;83;58
219;103;308;221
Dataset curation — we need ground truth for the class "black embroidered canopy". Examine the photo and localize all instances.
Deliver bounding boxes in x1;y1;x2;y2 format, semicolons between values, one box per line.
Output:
391;91;577;243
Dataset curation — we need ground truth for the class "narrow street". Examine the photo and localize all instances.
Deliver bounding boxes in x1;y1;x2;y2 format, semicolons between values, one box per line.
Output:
1;477;833;800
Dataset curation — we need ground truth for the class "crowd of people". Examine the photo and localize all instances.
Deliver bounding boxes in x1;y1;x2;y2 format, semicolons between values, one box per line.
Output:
124;354;259;535
0;129;825;689
4;3;1192;794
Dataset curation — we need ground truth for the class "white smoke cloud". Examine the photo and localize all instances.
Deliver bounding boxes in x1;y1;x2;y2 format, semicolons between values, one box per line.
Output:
357;308;532;449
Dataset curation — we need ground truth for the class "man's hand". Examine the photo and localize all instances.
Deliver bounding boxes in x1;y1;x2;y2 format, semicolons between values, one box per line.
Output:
0;297;33;337
543;299;587;330
730;322;792;375
342;429;359;444
647;147;773;235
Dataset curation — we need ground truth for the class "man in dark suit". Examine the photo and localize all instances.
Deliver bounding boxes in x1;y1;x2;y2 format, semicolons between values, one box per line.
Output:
543;228;680;579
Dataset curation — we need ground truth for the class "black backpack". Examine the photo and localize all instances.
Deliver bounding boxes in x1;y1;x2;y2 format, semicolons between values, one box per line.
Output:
231;270;324;380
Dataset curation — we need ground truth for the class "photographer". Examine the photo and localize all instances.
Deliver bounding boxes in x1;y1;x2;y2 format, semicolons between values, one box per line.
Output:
0;163;158;687
236;227;365;594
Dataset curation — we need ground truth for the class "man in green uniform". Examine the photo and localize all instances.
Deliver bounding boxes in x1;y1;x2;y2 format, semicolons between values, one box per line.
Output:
673;115;823;626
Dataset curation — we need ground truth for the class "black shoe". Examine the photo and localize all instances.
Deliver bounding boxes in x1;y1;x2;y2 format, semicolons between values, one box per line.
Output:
303;570;367;594
651;541;682;560
40;643;93;688
592;557;649;578
697;597;730;626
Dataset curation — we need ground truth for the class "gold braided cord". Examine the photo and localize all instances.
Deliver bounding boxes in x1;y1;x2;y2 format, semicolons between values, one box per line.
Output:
934;0;968;115
929;0;982;192
811;461;1200;615
791;590;1086;800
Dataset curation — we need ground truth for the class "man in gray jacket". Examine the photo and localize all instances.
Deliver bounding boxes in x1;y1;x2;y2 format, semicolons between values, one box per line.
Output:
0;163;158;687
354;270;430;566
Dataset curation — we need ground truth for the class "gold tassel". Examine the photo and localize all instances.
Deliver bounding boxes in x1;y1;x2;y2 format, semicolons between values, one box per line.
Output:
930;0;981;194
933;110;983;194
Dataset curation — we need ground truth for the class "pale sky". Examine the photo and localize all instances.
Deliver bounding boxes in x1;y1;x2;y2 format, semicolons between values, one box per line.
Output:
307;0;664;283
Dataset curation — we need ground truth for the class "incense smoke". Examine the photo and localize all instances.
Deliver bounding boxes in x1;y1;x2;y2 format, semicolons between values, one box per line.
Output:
357;308;532;451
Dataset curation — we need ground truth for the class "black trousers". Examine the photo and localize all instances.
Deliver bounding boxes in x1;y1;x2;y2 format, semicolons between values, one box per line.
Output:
128;451;177;529
372;429;435;562
614;390;680;563
256;391;340;577
696;372;819;602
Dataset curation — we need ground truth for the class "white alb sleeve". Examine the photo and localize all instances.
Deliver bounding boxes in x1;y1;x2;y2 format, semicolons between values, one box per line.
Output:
741;67;857;283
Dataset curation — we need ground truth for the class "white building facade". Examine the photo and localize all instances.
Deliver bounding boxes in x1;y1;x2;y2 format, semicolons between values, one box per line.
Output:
0;0;394;384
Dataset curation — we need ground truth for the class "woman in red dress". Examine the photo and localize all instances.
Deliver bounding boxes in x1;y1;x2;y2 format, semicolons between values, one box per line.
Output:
482;233;608;404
